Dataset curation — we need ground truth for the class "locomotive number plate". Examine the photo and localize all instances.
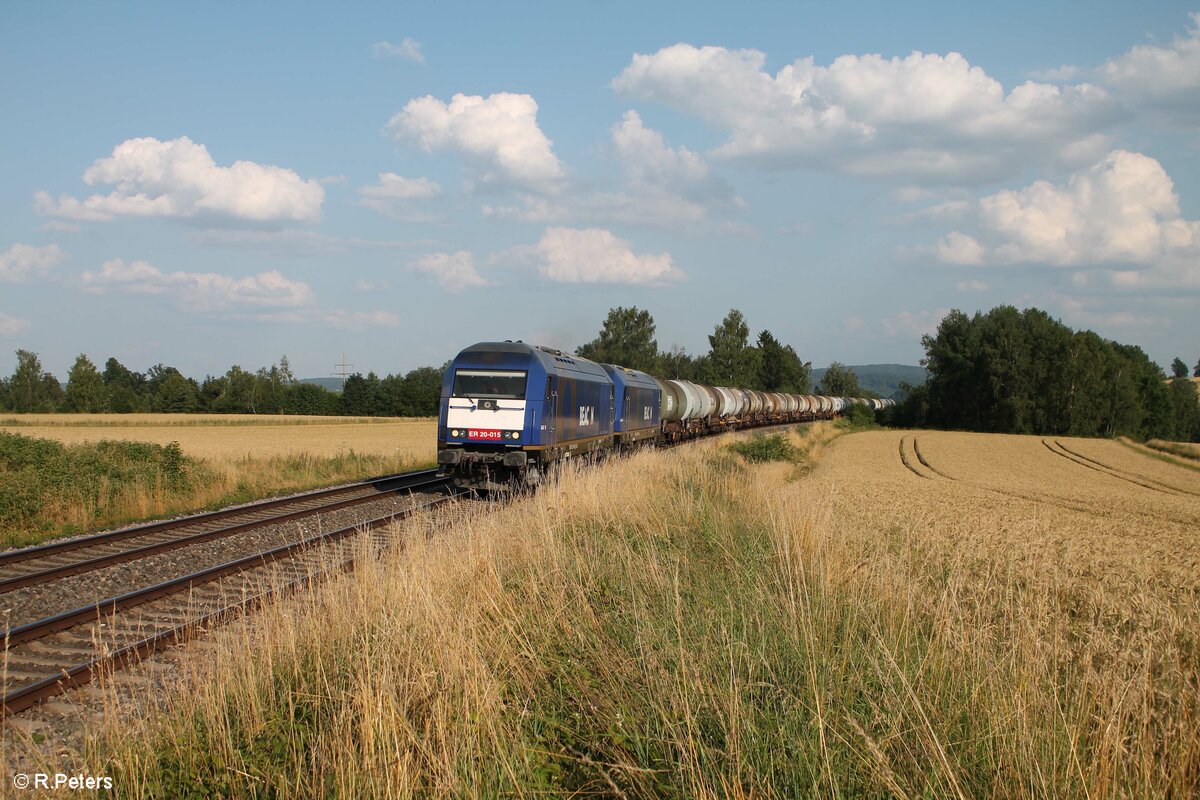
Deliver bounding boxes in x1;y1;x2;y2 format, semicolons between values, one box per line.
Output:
467;429;503;440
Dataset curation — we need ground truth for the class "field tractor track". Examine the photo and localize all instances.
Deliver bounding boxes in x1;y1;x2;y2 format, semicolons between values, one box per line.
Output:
912;437;955;480
898;436;930;479
1054;440;1199;498
1041;439;1180;496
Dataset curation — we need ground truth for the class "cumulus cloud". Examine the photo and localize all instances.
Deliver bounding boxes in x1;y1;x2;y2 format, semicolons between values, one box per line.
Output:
372;38;425;64
409;251;491;292
1100;13;1200;119
882;309;951;339
0;243;67;282
386;93;565;191
483;111;740;232
35;137;324;223
80;259;315;311
0;312;30;336
528;227;684;285
613;44;1119;182
934;150;1200;287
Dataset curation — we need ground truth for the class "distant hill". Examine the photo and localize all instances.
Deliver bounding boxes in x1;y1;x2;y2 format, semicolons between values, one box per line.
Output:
812;364;927;399
299;377;345;392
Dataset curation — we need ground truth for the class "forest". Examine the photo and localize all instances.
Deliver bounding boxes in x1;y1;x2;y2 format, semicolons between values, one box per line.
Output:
893;306;1200;443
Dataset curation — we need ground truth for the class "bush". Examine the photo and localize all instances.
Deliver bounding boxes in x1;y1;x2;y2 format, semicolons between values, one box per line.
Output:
0;431;212;546
840;403;878;429
728;433;798;463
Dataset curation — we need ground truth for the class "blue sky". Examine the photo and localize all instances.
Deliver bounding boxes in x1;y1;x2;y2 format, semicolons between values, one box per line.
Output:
2;1;1197;379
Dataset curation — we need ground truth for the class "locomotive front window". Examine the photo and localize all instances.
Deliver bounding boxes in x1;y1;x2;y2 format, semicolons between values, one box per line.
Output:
452;369;527;399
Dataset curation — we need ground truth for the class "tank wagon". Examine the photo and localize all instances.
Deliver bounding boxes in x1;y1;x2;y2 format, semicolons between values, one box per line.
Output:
438;341;893;490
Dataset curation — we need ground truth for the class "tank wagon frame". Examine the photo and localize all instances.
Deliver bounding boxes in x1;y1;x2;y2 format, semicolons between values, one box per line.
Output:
437;341;893;491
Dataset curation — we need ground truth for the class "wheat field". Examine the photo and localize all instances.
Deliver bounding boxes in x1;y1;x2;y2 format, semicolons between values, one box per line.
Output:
47;423;1195;797
0;415;437;461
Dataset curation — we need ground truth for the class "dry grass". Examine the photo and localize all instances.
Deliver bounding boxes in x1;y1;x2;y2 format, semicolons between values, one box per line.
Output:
1145;438;1200;462
51;422;1199;796
0;418;438;548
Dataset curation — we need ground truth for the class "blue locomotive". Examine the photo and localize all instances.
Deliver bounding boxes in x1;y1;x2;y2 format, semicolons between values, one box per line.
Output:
436;340;892;490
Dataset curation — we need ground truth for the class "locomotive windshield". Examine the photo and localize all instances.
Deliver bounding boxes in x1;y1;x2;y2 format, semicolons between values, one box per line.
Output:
452;369;527;400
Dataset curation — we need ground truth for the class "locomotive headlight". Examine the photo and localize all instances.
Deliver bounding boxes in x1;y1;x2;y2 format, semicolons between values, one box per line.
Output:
451;429;461;437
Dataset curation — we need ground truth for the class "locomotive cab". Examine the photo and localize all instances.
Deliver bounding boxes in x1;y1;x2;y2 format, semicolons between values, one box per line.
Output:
438;341;615;491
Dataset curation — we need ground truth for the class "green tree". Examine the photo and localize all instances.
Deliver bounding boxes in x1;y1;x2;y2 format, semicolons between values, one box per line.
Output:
1168;378;1200;443
158;372;200;412
576;306;659;371
1194;357;1200;378
817;362;861;396
340;373;373;416
655;345;697;381
102;357;145;393
1171;357;1189;379
756;330;810;393
399;366;443;416
705;309;760;387
281;382;339;415
64;354;108;412
9;350;54;412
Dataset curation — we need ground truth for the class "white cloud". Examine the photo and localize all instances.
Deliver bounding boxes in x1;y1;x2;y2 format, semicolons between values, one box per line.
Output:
359;173;441;200
409;251;491;292
934;150;1200;288
935;231;984;265
613;44;1119;182
372;38;425;64
528;227;684;286
80;259;315;310
0;312;30;336
357;173;443;222
386;93;565;191
35;137;324;223
482;111;741;232
0;243;67;282
955;279;989;292
1100;13;1200;119
882;309;950;339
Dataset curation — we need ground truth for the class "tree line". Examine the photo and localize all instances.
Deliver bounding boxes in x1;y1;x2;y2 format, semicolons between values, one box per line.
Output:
0;351;444;417
574;306;854;395
893;306;1200;443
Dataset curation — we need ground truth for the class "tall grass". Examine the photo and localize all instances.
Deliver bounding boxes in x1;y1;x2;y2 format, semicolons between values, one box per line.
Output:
83;424;1198;797
0;431;431;549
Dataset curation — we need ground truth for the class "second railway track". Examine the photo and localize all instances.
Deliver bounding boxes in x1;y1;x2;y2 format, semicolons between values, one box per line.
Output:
0;468;446;593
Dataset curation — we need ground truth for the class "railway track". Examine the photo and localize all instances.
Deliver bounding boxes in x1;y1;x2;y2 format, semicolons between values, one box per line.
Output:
0;469;445;592
2;469;461;716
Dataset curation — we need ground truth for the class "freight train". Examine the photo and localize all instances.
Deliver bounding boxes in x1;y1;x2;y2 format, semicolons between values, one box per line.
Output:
436;341;893;491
